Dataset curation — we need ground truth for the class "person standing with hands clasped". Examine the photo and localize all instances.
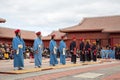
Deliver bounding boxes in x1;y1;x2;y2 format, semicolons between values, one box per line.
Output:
49;34;58;66
59;35;66;65
33;31;43;68
70;36;77;64
12;29;25;70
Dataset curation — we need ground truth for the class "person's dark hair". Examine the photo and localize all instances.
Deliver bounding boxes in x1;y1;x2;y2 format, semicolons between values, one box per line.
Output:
16;32;21;38
51;36;54;40
16;32;18;36
106;45;109;48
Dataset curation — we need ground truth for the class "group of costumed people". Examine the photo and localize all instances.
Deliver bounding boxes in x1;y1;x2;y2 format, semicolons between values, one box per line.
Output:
70;36;97;64
12;29;98;70
12;29;118;70
12;29;66;70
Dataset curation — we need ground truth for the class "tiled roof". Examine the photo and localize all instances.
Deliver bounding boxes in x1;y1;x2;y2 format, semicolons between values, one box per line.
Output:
0;27;67;41
42;31;67;40
60;15;120;33
0;27;36;40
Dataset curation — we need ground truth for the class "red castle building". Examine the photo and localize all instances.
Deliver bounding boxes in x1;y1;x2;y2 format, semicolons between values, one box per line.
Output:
1;15;120;48
0;27;66;48
60;15;120;47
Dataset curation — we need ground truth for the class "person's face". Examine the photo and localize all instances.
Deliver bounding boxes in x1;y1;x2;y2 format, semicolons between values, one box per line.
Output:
52;36;55;40
113;47;116;50
82;39;84;42
73;39;76;41
38;35;41;38
87;41;89;44
39;35;42;38
62;38;64;40
18;32;21;36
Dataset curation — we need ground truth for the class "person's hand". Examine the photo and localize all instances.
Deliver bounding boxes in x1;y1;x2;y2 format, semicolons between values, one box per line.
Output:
18;44;23;48
39;45;42;48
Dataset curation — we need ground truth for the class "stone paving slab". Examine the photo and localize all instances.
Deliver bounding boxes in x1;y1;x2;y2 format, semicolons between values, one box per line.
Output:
73;72;103;78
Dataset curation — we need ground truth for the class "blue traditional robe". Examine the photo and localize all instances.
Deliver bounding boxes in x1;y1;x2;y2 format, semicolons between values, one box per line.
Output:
109;49;115;59
109;49;112;58
12;36;25;68
105;50;109;58
33;37;43;67
101;49;105;59
49;39;58;65
59;40;66;64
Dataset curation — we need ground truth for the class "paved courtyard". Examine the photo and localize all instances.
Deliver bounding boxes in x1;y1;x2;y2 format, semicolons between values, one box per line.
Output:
0;58;120;80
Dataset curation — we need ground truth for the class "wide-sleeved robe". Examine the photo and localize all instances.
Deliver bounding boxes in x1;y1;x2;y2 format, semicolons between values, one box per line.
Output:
91;45;97;61
85;42;91;61
49;39;58;65
70;41;76;63
12;36;25;68
33;38;43;67
59;40;66;64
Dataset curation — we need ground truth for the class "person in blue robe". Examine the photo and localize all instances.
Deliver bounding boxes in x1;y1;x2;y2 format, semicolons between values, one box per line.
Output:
110;47;115;59
33;31;43;68
12;29;25;70
49;34;58;66
59;36;66;65
101;47;105;59
108;47;113;59
105;46;109;59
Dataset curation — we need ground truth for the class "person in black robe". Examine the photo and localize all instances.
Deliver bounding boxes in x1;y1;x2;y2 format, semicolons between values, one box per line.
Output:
118;46;120;60
115;45;119;59
79;38;85;62
70;36;77;64
91;42;97;61
85;41;91;61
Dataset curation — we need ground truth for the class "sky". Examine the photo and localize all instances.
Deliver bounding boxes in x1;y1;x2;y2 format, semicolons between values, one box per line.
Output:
0;0;120;36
